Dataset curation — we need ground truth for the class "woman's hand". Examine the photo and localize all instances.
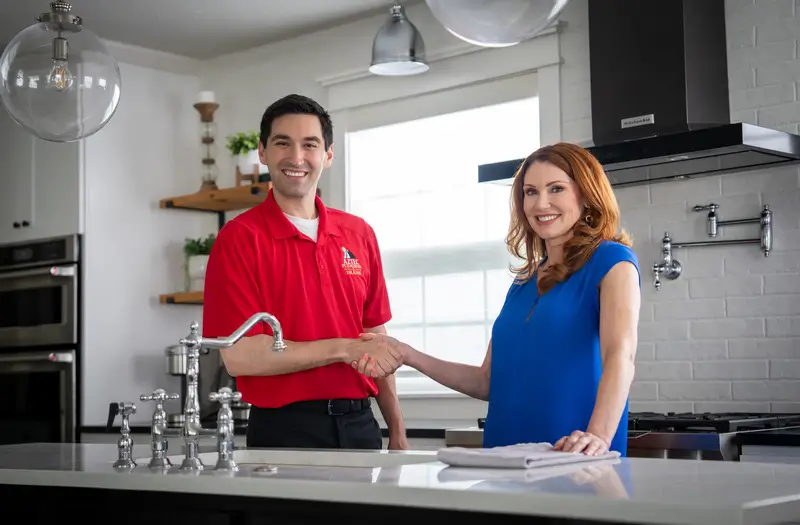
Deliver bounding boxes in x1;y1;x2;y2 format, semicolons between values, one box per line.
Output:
553;430;610;456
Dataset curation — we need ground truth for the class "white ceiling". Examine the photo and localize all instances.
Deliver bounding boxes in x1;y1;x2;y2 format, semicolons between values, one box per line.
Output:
0;0;409;60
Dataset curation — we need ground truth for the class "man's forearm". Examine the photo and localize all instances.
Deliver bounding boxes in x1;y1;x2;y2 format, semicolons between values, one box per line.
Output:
220;334;350;377
375;374;405;435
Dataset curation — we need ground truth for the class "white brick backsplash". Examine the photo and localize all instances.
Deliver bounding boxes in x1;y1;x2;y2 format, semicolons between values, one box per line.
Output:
696;401;771;413
728;40;795;69
759;102;800;129
655;341;728;361
728;295;800;316
690;318;765;339
634;362;693;381
659;382;732;401
562;0;800;412
772;402;800;412
764;274;800;294
766;317;800;336
732;381;800;401
757;59;800;86
630;382;658;401
629;402;694;413
729;338;800;358
730;82;795;110
693;360;769;380
770;359;800;378
689;275;763;298
654;299;726;320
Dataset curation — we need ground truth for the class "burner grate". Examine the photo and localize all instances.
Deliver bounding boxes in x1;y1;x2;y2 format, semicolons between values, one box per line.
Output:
628;411;800;433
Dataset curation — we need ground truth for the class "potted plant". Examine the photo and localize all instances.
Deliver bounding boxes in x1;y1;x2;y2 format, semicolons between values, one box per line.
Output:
183;234;215;291
226;131;268;176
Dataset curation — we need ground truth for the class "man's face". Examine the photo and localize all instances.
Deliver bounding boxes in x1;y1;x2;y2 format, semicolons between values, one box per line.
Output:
258;114;333;200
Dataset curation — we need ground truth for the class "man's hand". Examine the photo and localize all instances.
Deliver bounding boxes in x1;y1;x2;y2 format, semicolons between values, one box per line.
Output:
348;332;407;378
344;332;405;378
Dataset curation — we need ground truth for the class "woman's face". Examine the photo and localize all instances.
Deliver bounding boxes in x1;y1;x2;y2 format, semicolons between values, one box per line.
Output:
522;161;584;242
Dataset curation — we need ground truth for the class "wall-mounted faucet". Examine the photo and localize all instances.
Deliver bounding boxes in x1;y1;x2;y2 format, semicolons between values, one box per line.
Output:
653;203;774;291
692;203;772;255
652;232;682;291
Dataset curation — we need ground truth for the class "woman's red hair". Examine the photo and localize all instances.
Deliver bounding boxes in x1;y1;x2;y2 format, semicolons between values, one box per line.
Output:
505;142;632;294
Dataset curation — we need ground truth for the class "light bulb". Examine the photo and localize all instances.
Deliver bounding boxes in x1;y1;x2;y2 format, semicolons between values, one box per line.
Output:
46;59;73;91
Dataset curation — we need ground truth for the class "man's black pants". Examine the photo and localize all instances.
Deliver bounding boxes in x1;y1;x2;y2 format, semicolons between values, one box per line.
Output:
245;397;383;450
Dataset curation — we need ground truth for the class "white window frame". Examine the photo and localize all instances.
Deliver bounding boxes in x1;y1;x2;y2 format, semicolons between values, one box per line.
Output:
341;78;540;397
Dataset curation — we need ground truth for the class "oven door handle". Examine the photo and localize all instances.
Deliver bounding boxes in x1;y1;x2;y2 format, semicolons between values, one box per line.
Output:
0;351;74;363
0;264;77;280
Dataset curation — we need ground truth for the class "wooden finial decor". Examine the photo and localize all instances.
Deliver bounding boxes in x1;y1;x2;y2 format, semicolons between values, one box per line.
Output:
194;100;220;192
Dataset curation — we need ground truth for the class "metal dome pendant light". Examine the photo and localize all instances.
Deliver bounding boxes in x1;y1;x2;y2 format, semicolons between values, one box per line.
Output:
369;2;429;76
0;1;122;142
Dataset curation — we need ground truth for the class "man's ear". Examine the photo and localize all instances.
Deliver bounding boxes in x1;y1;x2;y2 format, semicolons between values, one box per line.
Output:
324;143;334;169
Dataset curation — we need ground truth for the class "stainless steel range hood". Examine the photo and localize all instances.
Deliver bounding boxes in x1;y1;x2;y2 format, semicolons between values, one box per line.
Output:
478;0;800;187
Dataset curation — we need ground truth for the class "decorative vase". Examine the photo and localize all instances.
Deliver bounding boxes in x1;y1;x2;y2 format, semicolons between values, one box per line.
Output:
237;149;268;176
187;255;210;291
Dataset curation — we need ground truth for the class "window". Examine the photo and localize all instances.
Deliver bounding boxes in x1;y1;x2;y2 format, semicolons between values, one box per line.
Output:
345;88;540;396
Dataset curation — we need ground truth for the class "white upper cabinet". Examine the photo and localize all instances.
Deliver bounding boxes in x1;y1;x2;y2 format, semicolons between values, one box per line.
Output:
0;107;83;244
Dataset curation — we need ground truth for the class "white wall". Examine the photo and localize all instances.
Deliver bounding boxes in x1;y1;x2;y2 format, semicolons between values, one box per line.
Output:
194;0;800;426
82;53;218;426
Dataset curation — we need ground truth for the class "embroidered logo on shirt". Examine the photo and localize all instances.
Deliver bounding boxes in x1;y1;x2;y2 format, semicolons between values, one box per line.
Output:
341;246;363;276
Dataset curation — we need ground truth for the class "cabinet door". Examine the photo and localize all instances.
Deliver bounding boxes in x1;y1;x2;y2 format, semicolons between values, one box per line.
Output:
31;137;83;239
0;108;34;244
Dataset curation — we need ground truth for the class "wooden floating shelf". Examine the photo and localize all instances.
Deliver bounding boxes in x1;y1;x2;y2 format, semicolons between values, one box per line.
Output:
159;182;272;213
159;291;204;305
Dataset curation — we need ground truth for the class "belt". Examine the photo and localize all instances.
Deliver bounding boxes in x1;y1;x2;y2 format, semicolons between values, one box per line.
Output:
287;398;371;416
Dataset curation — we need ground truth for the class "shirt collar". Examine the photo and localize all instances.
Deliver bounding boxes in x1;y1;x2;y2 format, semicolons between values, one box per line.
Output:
261;188;341;240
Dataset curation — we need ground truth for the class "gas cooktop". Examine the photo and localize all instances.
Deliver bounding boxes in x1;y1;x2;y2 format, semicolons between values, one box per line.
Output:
628;412;800;433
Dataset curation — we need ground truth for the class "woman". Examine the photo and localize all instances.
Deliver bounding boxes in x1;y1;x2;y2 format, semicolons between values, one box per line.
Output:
356;142;641;456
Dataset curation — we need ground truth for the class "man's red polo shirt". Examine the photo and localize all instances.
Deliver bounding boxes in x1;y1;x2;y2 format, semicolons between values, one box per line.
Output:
201;189;392;408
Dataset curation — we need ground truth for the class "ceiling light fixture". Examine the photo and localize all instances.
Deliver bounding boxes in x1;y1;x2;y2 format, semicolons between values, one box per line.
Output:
0;1;122;142
369;2;429;77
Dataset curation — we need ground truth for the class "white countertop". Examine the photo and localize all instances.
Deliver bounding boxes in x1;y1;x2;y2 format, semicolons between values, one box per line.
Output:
1;443;800;525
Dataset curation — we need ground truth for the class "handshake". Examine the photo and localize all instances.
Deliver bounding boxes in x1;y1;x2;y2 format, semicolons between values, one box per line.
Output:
345;332;407;379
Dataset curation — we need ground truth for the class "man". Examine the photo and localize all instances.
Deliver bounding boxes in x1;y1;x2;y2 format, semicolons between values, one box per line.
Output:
202;94;409;451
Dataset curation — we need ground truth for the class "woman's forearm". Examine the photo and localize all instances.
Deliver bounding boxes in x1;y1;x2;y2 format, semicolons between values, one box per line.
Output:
405;347;490;401
586;353;635;444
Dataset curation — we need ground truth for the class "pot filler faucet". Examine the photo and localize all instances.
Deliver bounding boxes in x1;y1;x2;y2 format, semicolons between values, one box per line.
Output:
107;312;287;472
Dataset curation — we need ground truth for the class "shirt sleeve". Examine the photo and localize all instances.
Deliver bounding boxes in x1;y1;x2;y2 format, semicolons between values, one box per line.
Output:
362;223;392;329
588;241;641;301
202;221;268;339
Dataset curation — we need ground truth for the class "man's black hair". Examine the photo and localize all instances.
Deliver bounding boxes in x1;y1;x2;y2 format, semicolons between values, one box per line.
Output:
259;94;334;150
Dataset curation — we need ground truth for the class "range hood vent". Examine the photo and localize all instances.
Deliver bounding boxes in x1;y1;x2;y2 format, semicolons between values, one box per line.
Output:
478;0;800;187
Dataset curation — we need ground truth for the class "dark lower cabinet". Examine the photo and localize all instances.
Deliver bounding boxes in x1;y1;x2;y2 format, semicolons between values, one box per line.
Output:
2;484;628;525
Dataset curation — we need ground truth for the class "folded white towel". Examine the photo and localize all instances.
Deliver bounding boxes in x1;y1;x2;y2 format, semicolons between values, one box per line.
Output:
436;442;621;469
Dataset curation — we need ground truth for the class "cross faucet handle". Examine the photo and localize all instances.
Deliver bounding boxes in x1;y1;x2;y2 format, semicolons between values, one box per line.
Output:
209;386;241;406
140;388;180;404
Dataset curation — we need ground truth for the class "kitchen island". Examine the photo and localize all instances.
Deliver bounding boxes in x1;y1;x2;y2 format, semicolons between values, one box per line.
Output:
0;443;799;525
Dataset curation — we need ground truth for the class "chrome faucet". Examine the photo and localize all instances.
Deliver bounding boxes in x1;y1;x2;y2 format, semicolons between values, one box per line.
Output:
652;232;682;290
139;389;179;468
130;312;287;472
106;401;137;470
209;387;242;471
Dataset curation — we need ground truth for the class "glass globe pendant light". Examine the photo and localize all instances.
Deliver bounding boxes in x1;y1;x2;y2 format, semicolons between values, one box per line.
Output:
425;0;570;48
0;1;122;142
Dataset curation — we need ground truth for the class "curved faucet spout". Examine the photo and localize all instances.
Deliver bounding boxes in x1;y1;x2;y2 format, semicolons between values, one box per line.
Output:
180;312;287;353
